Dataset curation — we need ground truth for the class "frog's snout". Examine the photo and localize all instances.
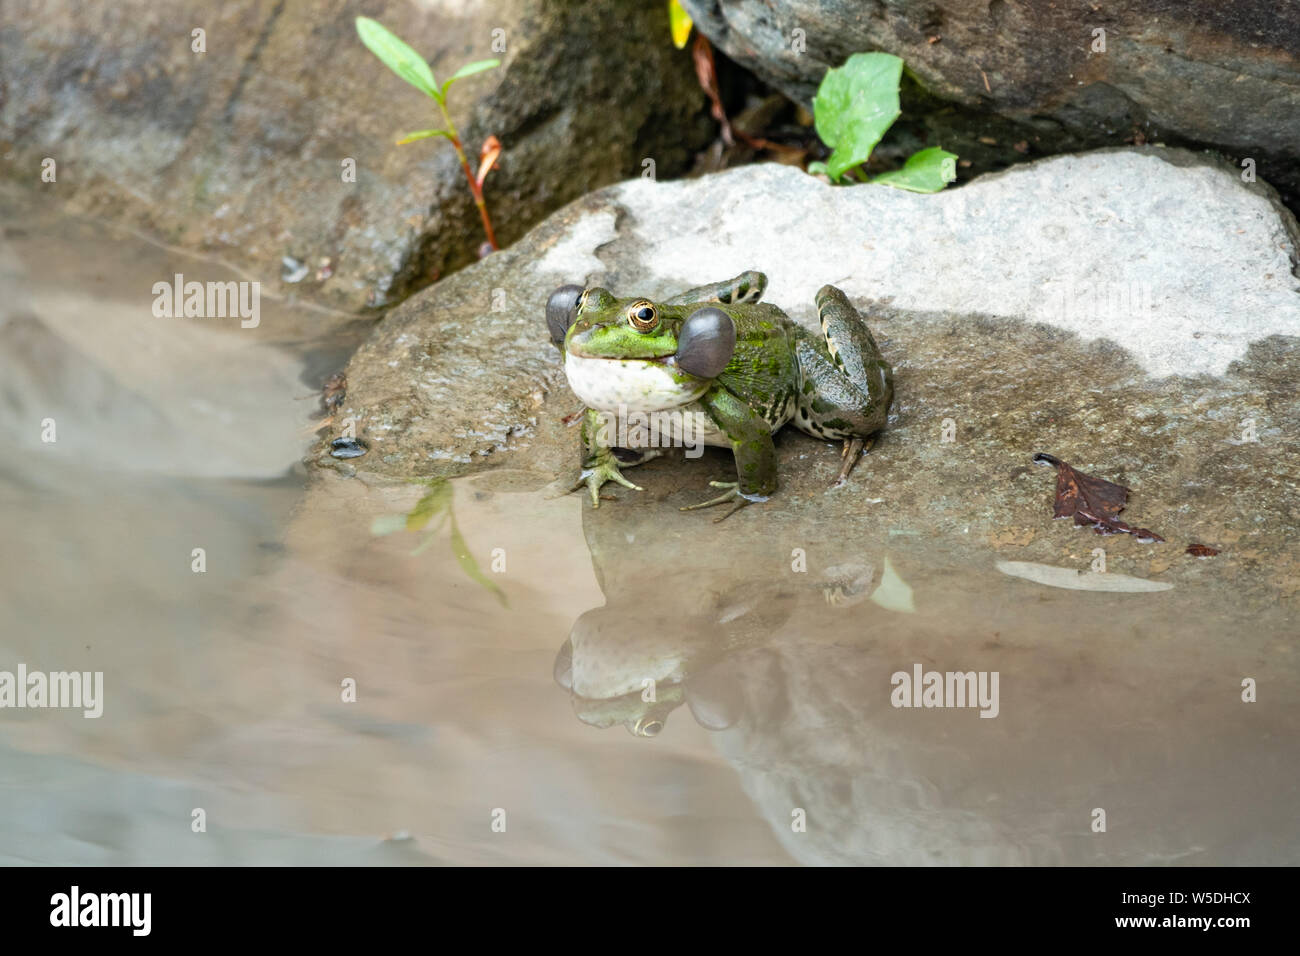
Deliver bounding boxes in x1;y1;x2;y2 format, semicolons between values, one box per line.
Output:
675;307;736;379
546;284;583;347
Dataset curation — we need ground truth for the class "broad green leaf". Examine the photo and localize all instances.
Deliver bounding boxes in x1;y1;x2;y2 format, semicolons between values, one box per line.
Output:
356;16;439;99
405;479;453;531
440;58;500;96
449;515;506;606
812;52;903;182
668;0;693;49
396;128;451;145
806;160;830;177
871;146;959;193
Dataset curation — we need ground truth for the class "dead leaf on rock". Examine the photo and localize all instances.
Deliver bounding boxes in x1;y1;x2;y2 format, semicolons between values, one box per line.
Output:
1032;452;1164;542
692;33;732;147
1186;543;1220;557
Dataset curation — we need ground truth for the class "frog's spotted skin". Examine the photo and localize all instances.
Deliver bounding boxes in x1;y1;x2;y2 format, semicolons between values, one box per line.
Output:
547;271;893;516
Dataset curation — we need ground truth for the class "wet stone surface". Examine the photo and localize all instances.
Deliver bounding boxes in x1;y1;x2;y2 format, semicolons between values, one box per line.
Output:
6;180;1297;864
291;150;1300;862
320;149;1300;609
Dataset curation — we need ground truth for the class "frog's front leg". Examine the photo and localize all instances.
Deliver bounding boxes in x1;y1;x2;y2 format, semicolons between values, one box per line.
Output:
664;270;767;306
681;388;777;522
794;285;894;486
569;408;662;508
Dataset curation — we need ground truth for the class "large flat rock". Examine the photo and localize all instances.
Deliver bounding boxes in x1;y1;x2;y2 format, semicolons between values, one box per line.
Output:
329;147;1299;475
321;145;1300;615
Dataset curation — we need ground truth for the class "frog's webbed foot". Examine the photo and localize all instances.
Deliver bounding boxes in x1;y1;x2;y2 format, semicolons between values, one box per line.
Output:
567;448;662;508
680;481;759;523
831;436;874;488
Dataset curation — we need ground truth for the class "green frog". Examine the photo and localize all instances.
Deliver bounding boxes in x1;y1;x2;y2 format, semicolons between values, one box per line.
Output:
546;271;893;519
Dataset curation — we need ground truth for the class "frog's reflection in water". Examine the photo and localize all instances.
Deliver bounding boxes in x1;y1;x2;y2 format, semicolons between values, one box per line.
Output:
550;525;1300;865
552;587;779;737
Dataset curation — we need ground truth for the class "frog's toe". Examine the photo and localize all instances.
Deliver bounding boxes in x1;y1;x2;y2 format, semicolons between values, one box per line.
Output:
680;481;756;522
831;436;874;488
612;447;663;468
570;460;644;508
604;468;644;493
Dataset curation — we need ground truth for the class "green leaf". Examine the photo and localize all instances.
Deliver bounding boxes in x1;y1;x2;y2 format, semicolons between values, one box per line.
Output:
806;160;830;177
440;58;500;96
405;479;453;531
871;146;959;193
668;0;693;49
396;129;451;145
449;514;506;606
356;16;439;99
812;52;903;182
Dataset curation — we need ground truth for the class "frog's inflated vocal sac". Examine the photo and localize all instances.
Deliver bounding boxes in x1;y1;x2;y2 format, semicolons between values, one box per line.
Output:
546;271;894;519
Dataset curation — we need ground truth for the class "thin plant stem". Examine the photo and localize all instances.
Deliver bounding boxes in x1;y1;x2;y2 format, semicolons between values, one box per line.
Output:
436;96;498;251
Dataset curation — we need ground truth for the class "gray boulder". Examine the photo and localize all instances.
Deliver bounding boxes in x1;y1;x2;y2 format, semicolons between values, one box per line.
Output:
0;0;710;310
681;0;1300;208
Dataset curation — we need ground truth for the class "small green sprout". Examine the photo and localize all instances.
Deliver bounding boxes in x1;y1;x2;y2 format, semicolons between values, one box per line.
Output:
356;16;503;250
809;52;958;193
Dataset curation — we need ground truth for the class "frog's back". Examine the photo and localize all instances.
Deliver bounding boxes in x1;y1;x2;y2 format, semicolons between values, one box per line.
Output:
711;302;802;430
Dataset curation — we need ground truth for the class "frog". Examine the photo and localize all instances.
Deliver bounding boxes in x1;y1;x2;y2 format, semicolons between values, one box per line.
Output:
545;270;893;519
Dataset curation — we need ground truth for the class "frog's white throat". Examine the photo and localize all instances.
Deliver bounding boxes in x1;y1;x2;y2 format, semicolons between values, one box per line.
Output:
564;353;710;413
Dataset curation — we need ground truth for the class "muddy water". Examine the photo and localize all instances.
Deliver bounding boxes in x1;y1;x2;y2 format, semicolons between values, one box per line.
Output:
2;188;1297;865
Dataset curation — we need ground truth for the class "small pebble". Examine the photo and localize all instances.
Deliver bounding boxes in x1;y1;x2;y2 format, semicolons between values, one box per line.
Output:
281;256;309;283
330;437;368;459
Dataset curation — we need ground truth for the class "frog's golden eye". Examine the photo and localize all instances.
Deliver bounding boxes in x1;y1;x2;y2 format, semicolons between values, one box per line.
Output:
627;300;657;332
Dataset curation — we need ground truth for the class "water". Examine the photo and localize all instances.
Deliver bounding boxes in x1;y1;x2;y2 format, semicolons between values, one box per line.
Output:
2;187;1296;865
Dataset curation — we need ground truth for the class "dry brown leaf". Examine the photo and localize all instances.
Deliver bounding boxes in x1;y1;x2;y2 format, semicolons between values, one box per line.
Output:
476;135;502;188
1033;452;1164;542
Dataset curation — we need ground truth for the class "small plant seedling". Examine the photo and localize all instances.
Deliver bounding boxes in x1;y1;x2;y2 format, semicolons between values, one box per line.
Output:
371;477;507;606
808;51;958;193
356;16;503;250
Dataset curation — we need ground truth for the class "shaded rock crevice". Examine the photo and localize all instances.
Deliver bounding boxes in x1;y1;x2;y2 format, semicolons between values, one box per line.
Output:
681;0;1300;212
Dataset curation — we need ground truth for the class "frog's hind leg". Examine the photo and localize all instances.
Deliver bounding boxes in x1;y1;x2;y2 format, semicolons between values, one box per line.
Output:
664;271;767;306
792;285;894;485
